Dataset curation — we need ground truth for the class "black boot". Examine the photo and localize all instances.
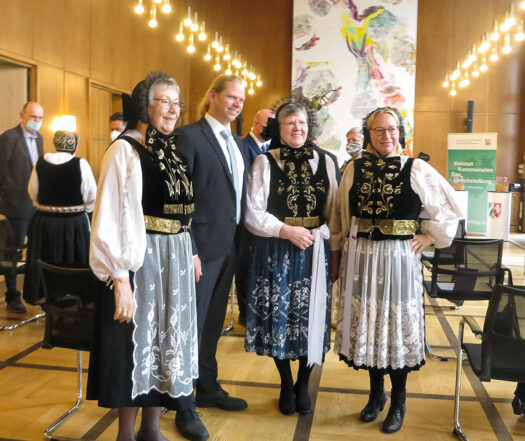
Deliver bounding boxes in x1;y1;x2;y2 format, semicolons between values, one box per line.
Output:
295;357;313;414
274;358;295;415
382;390;406;433
360;371;387;423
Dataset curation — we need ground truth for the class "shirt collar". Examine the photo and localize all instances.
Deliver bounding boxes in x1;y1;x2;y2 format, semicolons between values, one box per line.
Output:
21;125;37;139
249;131;266;149
205;113;231;138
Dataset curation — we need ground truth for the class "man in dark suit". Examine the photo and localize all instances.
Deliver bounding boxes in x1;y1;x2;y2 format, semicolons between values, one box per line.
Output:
0;102;44;313
242;108;273;168
174;75;247;441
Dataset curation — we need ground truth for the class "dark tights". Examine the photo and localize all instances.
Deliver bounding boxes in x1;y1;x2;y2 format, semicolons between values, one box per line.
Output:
369;368;408;395
117;407;169;441
273;357;313;388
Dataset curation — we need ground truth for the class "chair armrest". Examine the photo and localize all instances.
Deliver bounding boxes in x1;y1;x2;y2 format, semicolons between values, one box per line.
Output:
501;267;513;286
463;315;482;339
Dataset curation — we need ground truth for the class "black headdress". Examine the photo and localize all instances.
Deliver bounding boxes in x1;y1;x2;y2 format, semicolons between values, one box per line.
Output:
266;94;321;149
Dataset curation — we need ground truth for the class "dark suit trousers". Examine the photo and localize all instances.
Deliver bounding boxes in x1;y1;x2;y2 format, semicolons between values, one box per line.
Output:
196;241;237;395
4;215;31;300
234;226;252;319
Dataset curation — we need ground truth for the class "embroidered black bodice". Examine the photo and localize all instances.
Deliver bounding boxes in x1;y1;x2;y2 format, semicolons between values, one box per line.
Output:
266;145;329;228
349;152;422;240
36;157;83;206
122;133;194;234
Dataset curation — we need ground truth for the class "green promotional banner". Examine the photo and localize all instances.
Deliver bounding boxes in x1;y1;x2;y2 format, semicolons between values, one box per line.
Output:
447;133;497;234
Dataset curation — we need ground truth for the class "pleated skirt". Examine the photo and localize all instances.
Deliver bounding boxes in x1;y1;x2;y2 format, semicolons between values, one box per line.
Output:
23;211;90;305
244;236;331;360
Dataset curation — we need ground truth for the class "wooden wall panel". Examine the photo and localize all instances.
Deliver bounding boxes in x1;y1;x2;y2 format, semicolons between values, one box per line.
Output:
415;0;522;182
65;0;91;76
90;0;113;84
0;0;33;59
37;65;64;153
65;73;89;160
89;85;112;179
33;0;65;68
0;65;28;133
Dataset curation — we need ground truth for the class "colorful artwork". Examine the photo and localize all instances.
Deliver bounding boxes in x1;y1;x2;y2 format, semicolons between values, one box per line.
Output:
292;0;418;164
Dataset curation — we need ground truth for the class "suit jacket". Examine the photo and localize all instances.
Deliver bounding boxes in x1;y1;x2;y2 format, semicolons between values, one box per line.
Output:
175;117;248;262
243;133;267;170
0;124;43;217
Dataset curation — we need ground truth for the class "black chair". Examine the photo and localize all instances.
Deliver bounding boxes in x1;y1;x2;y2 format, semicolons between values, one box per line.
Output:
0;219;45;331
423;238;511;361
38;260;104;440
453;284;525;441
421;219;466;273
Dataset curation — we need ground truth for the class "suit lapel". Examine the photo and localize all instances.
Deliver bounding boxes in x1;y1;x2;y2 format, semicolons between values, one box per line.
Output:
15;125;33;168
198;118;235;189
36;134;44;157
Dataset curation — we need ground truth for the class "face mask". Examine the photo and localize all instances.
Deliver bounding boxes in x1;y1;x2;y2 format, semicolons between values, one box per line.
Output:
26;120;42;133
110;130;121;141
346;142;361;155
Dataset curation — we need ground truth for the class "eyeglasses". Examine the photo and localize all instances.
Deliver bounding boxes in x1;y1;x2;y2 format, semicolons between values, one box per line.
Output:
370;127;399;136
153;98;184;110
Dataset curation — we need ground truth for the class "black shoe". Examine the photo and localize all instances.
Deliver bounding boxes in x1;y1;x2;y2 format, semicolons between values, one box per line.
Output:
278;386;295;415
196;388;247;411
6;296;27;314
294;383;311;414
382;391;406;433
360;390;387;422
512;395;525;415
175;409;209;441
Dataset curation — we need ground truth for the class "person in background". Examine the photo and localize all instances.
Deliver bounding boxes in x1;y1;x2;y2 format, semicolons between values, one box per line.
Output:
244;102;338;415
88;71;199;441
331;107;462;433
236;108;274;326
340;126;363;173
0;102;44;314
23;130;96;305
109;111;126;141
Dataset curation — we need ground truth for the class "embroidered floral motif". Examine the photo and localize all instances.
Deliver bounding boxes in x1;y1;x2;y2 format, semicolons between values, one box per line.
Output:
356;153;402;219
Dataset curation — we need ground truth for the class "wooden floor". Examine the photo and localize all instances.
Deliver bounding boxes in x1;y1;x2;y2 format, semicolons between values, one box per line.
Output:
1;237;525;441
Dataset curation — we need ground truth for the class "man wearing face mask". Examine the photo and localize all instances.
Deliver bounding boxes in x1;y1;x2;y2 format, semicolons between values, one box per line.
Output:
0;102;44;313
242;108;274;168
341;126;363;173
109;111;126;142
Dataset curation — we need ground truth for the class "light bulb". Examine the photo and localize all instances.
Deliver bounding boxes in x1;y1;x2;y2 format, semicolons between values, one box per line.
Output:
450;62;461;81
241;64;248;76
472;64;479;77
134;0;144;14
248;83;255;95
211;32;219;49
187;34;195;53
450;83;457;96
469;45;477;62
148;6;157;28
490;20;500;41
175;23;184;42
213;56;221;71
248;72;256;80
225;64;232;75
461;54;471;69
479;34;490;53
217;37;224;53
242;79;248;87
521;0;525;10
256;76;262;87
198;22;206;41
191;13;199;32
489;45;498;62
480;56;488;72
153;0;162;4
183;7;192;27
223;45;231;60
204;45;212;61
502;33;512;54
161;0;171;13
442;75;450;88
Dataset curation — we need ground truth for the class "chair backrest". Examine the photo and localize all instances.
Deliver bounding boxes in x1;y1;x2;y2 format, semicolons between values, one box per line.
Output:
38;260;105;351
429;238;504;300
480;284;525;381
0;219;19;275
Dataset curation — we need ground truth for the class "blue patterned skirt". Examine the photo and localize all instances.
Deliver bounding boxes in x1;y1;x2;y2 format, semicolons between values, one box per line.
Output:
244;236;331;360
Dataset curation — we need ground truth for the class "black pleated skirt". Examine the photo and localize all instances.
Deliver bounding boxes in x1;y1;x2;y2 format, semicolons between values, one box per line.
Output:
23;211;90;305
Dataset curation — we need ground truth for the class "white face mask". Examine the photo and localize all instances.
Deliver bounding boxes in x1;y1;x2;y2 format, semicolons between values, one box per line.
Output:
110;130;121;141
26;120;42;133
346;142;361;155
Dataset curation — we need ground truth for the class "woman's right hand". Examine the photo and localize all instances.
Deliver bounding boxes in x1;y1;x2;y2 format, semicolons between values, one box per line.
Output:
279;224;314;250
113;277;136;323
